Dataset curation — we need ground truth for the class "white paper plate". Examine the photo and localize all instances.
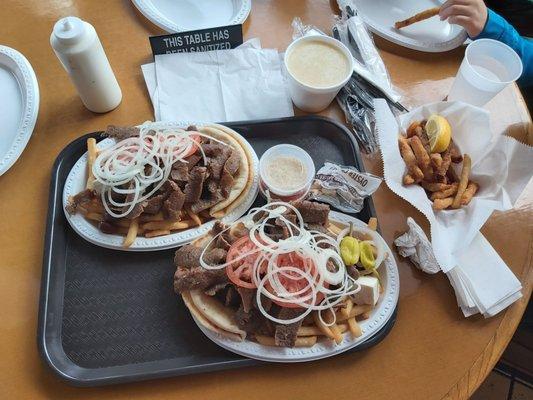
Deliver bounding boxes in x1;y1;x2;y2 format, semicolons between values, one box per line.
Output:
63;122;259;251
193;211;400;362
353;0;467;52
132;0;251;33
0;45;39;176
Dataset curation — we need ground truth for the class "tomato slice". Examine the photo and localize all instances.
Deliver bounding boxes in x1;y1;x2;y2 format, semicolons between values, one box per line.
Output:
267;252;325;308
226;236;263;289
183;133;200;158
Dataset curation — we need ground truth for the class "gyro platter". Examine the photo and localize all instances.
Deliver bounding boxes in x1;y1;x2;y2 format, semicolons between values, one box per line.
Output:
40;117;398;385
63;122;259;250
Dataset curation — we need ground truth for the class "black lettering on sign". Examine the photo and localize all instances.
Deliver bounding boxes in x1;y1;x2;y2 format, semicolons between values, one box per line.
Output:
149;25;243;56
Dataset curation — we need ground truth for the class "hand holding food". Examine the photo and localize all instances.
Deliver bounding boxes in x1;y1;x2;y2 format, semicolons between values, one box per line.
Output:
438;0;488;37
398;115;479;211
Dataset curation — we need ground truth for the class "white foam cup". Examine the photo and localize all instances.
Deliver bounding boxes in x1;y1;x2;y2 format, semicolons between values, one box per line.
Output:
284;35;354;112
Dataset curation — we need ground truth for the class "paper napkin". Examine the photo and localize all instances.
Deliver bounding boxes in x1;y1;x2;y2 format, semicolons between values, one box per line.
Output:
141;39;294;122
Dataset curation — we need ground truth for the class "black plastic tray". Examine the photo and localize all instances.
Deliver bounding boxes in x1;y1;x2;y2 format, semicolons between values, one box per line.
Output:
38;116;397;387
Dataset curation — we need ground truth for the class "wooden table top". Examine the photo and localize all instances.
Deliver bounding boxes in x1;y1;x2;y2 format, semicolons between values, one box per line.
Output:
0;1;531;399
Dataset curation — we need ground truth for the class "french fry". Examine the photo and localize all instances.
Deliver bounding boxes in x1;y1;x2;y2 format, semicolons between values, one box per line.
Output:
144;229;171;238
211;210;225;219
398;136;424;182
142;219;190;231
347;317;362;337
139;212;164;222
313;312;335;339
336;304;373;321
123;218;139;247
86;138;97;190
297;325;325;337
367;217;378;231
328;322;343;344
395;7;440;29
410;136;433;180
255;335;318;347
461;181;479;206
432;197;454;210
341;298;353;318
295;336;318;347
255;335;276;346
452;154;471;209
186;208;202;226
327;223;344;236
430;183;458;200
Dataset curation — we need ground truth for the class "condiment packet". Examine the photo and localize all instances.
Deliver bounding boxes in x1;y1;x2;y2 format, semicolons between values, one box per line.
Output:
308;162;382;213
394;217;440;274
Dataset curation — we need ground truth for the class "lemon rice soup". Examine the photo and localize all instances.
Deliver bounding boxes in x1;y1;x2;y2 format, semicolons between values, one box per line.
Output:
286;39;351;88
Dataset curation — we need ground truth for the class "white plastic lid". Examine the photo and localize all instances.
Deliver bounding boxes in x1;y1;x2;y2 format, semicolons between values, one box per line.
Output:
52;16;86;45
259;144;315;197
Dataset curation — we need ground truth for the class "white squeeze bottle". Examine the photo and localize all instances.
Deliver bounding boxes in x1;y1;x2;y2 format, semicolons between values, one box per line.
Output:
50;16;122;113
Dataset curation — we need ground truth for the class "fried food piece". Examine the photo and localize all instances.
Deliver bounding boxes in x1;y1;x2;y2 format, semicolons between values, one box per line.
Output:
430;153;443;170
452;154;472;209
446;165;459;183
436;150;452;182
461;181;479;206
430;183;459;200
433;197;454;210
421;181;452;192
449;140;463;163
399;136;424;182
403;174;415;185
145;229;171;238
406;121;422;138
410;136;433;180
395;7;440;29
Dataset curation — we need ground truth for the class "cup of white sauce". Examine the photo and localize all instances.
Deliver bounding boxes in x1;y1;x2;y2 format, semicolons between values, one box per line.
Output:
259;144;315;202
284;35;354;112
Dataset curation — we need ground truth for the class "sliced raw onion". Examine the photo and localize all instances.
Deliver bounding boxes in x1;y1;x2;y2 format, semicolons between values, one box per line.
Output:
91;123;227;219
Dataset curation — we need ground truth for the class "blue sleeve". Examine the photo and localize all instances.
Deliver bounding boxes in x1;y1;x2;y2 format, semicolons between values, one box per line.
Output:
473;9;532;87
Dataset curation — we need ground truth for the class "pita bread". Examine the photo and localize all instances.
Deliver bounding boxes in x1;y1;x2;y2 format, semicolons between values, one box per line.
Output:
202;124;256;216
187;290;246;341
182;291;245;342
198;126;251;216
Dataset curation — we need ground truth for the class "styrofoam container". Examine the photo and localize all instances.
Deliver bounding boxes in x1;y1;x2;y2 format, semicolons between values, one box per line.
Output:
284;35;354;112
259;144;315;202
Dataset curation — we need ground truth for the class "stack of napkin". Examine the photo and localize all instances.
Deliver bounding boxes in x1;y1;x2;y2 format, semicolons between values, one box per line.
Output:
375;99;530;318
141;39;294;122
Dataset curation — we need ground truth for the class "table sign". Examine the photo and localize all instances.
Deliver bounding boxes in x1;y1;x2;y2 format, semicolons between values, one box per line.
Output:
149;24;243;55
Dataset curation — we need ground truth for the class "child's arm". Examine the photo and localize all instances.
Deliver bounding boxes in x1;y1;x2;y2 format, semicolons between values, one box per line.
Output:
439;0;532;87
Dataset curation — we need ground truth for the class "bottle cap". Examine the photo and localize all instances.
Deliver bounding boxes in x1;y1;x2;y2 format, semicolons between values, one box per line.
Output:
52;16;86;45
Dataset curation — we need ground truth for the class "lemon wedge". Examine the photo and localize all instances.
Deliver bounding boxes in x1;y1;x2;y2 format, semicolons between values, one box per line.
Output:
360;241;376;271
425;114;451;153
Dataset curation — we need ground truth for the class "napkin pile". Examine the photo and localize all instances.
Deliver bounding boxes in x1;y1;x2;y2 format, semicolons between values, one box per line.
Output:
141;39;294;122
375;99;531;317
